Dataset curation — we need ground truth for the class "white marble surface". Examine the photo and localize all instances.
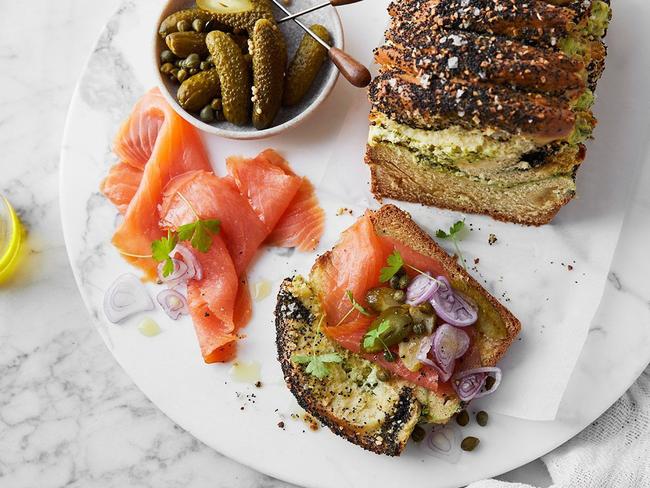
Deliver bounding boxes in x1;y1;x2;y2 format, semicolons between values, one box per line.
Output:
8;0;647;486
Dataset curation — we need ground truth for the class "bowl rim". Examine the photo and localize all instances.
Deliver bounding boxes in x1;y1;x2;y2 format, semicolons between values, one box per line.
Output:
152;0;344;140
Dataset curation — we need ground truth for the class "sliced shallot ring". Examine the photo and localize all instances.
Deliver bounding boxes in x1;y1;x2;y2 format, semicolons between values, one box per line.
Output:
172;244;203;281
157;289;190;320
433;324;470;371
157;258;191;287
103;273;154;324
430;276;477;327
452;367;502;402
406;273;439;305
423;424;462;464
416;335;454;382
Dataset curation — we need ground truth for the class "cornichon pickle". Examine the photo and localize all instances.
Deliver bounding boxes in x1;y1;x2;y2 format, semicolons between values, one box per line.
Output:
283;24;330;107
165;31;208;58
206;31;251;125
361;307;413;354
159;8;220;38
197;0;274;34
251;19;286;129
177;69;221;113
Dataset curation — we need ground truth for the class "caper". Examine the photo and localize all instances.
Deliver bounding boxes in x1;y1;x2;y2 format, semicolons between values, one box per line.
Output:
376;368;391;382
411;425;426;443
413;322;426;335
192;18;205;32
176;59;185;68
392;289;406;303
389;275;401;289
409;305;436;335
485;376;496;391
185;53;201;69
366;287;403;313
455;410;469;426
211;98;223;111
200;61;211;71
383;350;395;362
170;68;180;79
189;68;199;75
398;274;410;290
177;19;192;32
160;62;175;74
160;50;176;64
177;68;188;82
362;307;413;353
199;105;216;122
476;411;489;426
461;436;480;451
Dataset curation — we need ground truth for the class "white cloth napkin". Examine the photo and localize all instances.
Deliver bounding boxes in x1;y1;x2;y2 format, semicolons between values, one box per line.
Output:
468;366;650;488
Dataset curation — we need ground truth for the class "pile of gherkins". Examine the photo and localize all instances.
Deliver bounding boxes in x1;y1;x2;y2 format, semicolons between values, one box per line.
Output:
158;0;331;130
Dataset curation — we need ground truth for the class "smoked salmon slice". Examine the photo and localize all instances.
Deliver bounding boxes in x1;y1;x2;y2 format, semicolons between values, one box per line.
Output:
257;149;325;251
100;162;143;214
266;177;325;252
226;151;302;232
113;94;166;170
159;171;268;276
110;88;212;279
312;214;390;325
187;234;239;363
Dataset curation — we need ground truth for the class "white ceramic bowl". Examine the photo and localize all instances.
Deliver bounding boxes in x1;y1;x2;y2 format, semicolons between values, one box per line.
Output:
154;0;343;140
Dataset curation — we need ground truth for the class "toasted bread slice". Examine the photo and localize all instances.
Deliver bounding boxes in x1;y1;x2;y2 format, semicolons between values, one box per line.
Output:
274;205;521;455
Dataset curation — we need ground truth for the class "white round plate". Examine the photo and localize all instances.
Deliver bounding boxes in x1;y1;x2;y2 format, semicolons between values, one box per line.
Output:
60;1;650;488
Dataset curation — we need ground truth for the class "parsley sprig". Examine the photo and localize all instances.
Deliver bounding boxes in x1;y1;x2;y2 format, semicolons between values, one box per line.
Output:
152;230;178;277
379;250;438;284
151;192;221;277
291;316;342;379
362;320;395;361
436;220;466;269
380;250;404;282
346;290;370;316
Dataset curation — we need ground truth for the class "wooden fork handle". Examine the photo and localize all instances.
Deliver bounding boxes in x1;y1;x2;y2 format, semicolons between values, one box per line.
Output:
329;47;371;88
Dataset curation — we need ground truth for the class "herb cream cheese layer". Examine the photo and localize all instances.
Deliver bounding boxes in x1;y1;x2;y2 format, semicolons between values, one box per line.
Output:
368;114;540;174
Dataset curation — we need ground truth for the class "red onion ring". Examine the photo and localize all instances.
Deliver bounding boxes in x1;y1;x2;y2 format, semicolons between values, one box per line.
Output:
406;273;439;305
433;324;470;371
452;367;502;402
157;289;190;320
415;335;454;382
172;244;203;281
430;276;477;327
157;258;191;287
103;273;154;324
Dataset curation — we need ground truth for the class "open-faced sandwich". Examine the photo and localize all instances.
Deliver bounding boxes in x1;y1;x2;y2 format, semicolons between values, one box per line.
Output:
366;0;612;225
274;205;521;455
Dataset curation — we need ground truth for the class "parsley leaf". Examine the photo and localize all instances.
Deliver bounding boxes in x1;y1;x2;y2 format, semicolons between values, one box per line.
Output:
346;290;370;316
362;320;391;352
178;219;221;253
151;231;178;277
292;353;342;380
380;250;404;282
436;220;467;269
